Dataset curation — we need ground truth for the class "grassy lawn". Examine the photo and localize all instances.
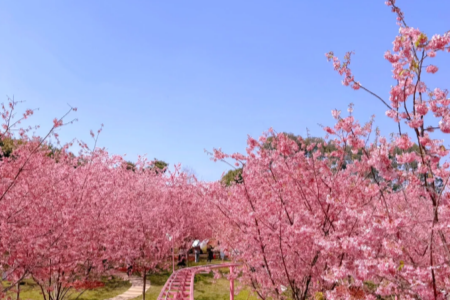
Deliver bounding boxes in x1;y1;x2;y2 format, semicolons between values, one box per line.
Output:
2;276;131;300
193;271;258;300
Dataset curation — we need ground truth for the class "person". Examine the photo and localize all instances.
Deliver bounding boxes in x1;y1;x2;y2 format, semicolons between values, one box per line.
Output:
127;263;133;277
177;257;186;267
220;248;225;261
218;241;225;261
177;250;186;267
194;245;200;263
207;245;214;263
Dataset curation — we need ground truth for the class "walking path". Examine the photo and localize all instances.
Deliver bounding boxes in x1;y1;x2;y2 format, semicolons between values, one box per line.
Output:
107;273;150;300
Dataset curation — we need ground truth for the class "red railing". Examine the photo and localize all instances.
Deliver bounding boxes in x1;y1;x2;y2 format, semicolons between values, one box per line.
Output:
157;263;241;300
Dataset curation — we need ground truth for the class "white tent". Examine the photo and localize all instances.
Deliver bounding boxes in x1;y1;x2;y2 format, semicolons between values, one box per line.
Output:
199;239;209;252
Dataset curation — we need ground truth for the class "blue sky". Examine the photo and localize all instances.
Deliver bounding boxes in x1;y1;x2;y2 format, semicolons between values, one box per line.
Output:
0;1;449;181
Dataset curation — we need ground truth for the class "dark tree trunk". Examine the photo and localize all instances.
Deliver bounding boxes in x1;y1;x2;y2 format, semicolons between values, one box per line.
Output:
142;268;147;300
16;282;20;300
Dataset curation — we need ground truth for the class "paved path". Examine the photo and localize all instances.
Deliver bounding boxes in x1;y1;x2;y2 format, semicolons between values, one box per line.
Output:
107;274;150;300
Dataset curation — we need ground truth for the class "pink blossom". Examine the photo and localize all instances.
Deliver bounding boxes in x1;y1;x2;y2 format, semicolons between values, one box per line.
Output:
384;50;400;63
417;81;427;93
331;109;341;119
415;103;428;116
439;118;450;133
428;33;450;50
396;135;414;150
407;117;423;128
433;88;447;100
426;65;439;74
324;126;335;134
53;118;63;128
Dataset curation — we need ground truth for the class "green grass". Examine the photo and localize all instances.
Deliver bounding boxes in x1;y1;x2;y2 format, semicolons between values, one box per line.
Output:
71;277;131;300
130;259;258;300
2;276;131;300
194;272;258;300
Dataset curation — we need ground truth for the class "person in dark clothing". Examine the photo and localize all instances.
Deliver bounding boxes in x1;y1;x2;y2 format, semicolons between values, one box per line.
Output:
206;245;214;263
177;255;186;267
127;264;133;277
177;248;186;267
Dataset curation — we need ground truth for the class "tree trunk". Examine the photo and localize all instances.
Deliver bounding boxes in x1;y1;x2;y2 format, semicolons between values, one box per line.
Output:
142;269;147;300
16;282;20;300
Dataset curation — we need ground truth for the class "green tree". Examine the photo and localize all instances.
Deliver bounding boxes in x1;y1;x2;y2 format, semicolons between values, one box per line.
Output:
125;161;137;172
262;133;338;158
149;159;168;174
0;137;16;159
221;168;243;186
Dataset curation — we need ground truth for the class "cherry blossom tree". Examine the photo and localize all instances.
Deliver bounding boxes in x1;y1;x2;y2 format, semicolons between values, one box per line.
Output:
0;101;195;300
208;1;450;299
